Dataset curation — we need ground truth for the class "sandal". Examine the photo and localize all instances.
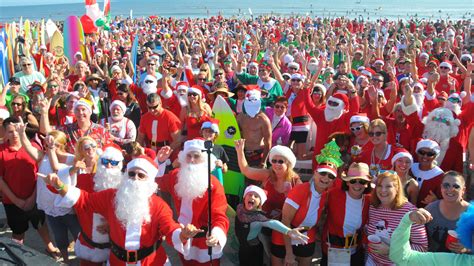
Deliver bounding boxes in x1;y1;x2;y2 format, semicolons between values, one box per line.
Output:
45;248;61;261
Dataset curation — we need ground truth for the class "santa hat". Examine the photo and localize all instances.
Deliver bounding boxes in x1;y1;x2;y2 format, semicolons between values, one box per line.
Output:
448;92;465;104
175;81;189;93
350;114;370;124
391;149;413;165
183;139;205;154
288;62;300;70
243;185;268;205
317;163;338;177
416;139;441;155
201;118;220;134
439;61;452;70
269;145;297;169
413;82;425;90
460;54;472;62
290;73;305;81
360;68;375;78
399;76;413;84
187;87;202;97
127;156;159;178
109;100;126;113
244;88;262;117
313;84;326;96
283;54;294;64
101;143;124;162
73;98;93;113
328;93;349;110
437;91;448;101
0;108;9;120
419;52;429;59
111;65;122;73
374;58;385;66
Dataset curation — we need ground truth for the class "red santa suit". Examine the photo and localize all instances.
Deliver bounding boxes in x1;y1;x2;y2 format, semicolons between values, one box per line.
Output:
355;144;398;175
156;169;229;265
130;83;149;114
138;109;181;150
56;187;187;265
322;188;370;255
411;163;444;208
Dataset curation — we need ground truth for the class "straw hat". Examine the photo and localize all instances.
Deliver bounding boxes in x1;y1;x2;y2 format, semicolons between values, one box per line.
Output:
341;162;371;182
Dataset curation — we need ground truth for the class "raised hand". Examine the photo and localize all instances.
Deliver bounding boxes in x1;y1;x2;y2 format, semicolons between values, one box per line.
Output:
234;139;246;153
38;98;52;115
13;116;27;135
157;146;173;163
287;227;310;245
409;209;433;225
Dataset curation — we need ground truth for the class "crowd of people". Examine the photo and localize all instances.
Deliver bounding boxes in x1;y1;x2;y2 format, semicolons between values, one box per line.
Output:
0;14;473;265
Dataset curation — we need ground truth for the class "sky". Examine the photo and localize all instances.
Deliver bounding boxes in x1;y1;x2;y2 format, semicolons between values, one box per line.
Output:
1;0;93;6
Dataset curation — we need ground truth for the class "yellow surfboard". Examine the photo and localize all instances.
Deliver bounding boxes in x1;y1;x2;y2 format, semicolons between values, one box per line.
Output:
50;30;64;59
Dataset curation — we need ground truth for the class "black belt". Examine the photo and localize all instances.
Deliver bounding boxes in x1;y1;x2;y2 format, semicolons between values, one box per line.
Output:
111;239;162;263
150;141;168;147
193;226;208;238
79;231;110;249
292;115;309;124
328;232;360;248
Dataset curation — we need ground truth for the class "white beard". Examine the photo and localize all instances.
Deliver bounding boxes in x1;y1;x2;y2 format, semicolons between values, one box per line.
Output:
444;101;461;115
413;93;425;108
115;178;158;228
422;122;454;165
94;164;125;192
175;152;214;201
111;114;123;122
324;105;343;121
177;94;188;107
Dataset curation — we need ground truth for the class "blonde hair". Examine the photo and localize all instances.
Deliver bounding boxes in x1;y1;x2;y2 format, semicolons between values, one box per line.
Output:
74;136;98;173
369;118;387;133
48;130;67;152
269;160;299;185
371;171;407;209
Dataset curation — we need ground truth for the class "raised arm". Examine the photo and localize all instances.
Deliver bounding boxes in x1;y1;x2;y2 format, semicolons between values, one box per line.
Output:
234;139;270;182
38;98;53;134
15;117;43;162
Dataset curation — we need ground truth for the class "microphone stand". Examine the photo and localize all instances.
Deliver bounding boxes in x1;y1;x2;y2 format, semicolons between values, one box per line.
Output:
203;140;213;264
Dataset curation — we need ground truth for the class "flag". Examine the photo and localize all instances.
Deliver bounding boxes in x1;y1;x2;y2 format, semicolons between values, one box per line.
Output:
0;29;11;86
85;0;102;23
103;0;111;17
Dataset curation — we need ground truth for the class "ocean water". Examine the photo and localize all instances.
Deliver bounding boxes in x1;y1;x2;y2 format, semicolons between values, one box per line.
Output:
0;0;472;23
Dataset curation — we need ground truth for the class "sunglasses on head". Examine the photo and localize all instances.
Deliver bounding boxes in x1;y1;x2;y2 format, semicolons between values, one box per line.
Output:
349;179;369;185
441;182;461;190
271;159;285;165
368;131;385;137
83;143;97;150
128;171;147;179
101;158;120;166
319;171;336;180
417;150;436;157
350;126;362;132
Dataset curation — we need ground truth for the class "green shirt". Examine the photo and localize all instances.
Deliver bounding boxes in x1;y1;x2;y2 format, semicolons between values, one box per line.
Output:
389;213;474;266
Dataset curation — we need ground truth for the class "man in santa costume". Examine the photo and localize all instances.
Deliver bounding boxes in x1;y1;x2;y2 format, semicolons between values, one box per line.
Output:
101;100;137;147
402;89;463;172
156;139;229;265
410;139;445;208
130;74;158;114
303;91;359;168
47;155;201;265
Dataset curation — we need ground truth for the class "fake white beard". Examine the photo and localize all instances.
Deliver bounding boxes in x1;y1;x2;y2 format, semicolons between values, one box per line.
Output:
244;99;261;118
142;83;158;95
110;113;123;122
177;94;188;107
175;152;215;201
115;178;158;228
444;101;461;115
94;164;125;192
413;93;425;108
324;105;344;121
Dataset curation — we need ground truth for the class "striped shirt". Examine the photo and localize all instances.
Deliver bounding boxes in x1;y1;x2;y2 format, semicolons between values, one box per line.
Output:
367;202;428;265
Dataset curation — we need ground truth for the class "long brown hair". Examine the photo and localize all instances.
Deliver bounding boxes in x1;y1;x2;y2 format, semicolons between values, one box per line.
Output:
371;171;407;209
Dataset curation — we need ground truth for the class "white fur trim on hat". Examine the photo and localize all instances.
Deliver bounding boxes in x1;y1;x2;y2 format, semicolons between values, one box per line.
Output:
183;139;205;154
111;65;122;73
101;145;124;162
350;115;370;124
313;84;326;95
0;108;10;120
439;62;452;70
73;99;92;113
269;145;296;169
416;139;441;155
244;185;267;205
187;87;202;97
288;62;300;70
283;54;294;64
109;100;126;113
419;52;429;59
460;54;472;62
201;121;219;134
374;59;385;66
290;73;304;81
127;157;158;178
391;151;413;165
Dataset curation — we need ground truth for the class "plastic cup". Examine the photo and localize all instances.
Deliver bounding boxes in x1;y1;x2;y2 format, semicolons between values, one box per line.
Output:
368;235;381;244
445;230;458;248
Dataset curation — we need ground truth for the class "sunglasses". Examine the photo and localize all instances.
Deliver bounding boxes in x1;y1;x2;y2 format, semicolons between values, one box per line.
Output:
319;171;336;180
349;179;369;185
22;63;32;67
11;102;23;107
312;90;322;95
440;66;450;70
417;150;436;157
188;92;199;97
128;171;147;179
274;104;286;109
147;104;159;110
144;80;155;84
368;131;385;137
10;82;20;85
48;84;59;88
101;158;120;166
147;63;156;66
291;79;302;82
83;143;97;150
289;67;298;71
74;85;85;91
441;182;461;190
327;100;339;107
214;73;223;77
448;97;461;104
271;159;285;165
371;78;383;82
198;78;207;81
350;126;362;132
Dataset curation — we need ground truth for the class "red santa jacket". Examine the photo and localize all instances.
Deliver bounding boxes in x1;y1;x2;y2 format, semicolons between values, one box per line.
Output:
157;169;229;263
59;187;185;266
411;163;444;208
285;88;309;128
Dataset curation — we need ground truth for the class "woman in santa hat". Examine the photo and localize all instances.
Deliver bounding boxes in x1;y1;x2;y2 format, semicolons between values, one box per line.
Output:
320;162;372;266
391;150;419;205
179;87;212;140
347;114;372;162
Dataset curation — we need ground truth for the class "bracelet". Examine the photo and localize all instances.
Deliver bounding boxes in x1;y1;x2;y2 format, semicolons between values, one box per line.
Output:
56;183;65;191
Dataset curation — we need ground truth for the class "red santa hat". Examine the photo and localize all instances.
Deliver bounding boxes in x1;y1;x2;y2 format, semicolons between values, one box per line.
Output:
201;118;220;134
439;61;452;70
290;72;305;81
288;62;300;70
374;58;385;66
269;145;297;169
187;86;202;97
183;139;205;154
350;114;370;124
317;163;338;177
416;139;441;155
101;143;124;162
175;81;189;93
109;100;126;113
391;149;413;165
328;93;349;110
243;185;268;205
73;98;93;113
127;156;159;178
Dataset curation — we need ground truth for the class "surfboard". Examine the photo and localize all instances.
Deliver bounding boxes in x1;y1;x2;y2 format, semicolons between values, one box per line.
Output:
24;19;31;43
0;29;10;86
45;19;58;40
50;30;64;59
63;16;86;66
40;19;46;46
131;33;138;83
212;95;245;207
6;24;15;79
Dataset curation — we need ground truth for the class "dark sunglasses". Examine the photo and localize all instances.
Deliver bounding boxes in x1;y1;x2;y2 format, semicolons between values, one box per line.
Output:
147;104;159;110
441;182;461;190
147;63;156;66
289;67;298;71
214;73;224;77
440;66;450;70
144;80;155;84
312;90;322;95
11;102;23;107
327;100;339;107
22;63;32;67
291;79;302;82
371;78;383;82
417;150;436;157
368;131;385;137
101;158;120;166
74;85;85;91
198;78;207;81
188;92;199;97
448;97;461;104
350;126;362;132
349;179;369;185
128;171;147;179
319;171;336;180
271;159;285;165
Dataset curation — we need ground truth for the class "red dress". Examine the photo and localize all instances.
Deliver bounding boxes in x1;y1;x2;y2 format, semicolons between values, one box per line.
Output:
185;114;210;140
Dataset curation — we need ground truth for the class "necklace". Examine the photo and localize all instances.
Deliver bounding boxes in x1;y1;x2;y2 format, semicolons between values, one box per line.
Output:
370;144;388;176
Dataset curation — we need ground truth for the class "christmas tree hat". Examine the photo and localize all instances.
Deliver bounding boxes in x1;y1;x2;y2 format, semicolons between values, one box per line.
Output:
315;139;344;168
